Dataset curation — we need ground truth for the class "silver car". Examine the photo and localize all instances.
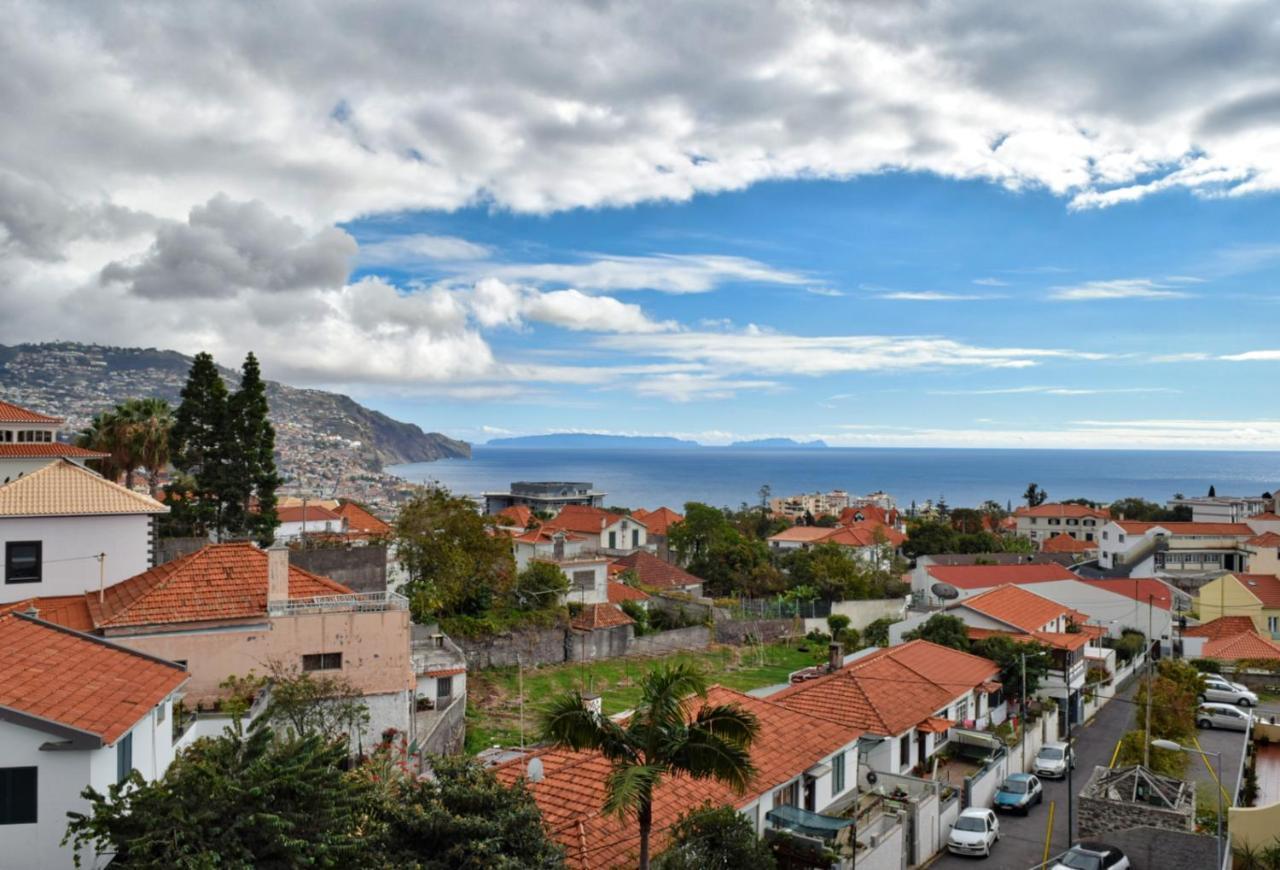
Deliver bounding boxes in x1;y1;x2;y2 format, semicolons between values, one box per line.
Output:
1033;742;1074;779
1197;702;1253;732
1200;675;1258;706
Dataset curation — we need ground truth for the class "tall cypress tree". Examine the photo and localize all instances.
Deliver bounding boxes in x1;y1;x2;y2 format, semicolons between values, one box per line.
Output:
167;352;230;539
227;352;282;545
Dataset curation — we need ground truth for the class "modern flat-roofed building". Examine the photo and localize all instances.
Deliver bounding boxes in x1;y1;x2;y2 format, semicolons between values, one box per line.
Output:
483;481;606;515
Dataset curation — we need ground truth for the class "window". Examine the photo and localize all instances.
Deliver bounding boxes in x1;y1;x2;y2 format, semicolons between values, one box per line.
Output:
4;541;41;585
832;751;846;794
116;732;133;784
1269;616;1278;634
302;652;342;671
155;702;166;725
608;531;617;549
1102;531;1109;540
772;781;798;808
572;570;595;591
0;767;37;825
632;529;639;548
899;734;910;767
437;675;453;701
1118;533;1126;543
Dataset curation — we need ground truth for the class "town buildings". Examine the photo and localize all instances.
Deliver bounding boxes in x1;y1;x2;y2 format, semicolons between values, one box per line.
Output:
1168;493;1272;523
275;503;347;541
542;504;648;554
0;400;106;479
1096;519;1257;576
1013;503;1111;543
483;481;606;515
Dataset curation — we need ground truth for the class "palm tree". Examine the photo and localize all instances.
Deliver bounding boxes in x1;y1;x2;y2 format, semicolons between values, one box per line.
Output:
541;665;759;870
118;397;173;497
76;409;131;485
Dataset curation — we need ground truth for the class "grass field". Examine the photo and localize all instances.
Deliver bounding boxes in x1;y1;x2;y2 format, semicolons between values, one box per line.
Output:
465;641;829;754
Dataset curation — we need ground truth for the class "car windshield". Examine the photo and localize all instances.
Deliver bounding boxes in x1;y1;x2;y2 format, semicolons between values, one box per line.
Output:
1059;849;1103;870
1001;779;1028;793
955;816;987;832
1039;747;1063;759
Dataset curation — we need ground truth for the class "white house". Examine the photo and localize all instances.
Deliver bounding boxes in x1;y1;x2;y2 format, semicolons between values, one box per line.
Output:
0;459;167;604
1013;503;1111;543
509;528;611;605
1097;520;1255;575
0;400;107;480
0;611;188;869
1168;494;1272;524
275;503;348;541
541;504;648;554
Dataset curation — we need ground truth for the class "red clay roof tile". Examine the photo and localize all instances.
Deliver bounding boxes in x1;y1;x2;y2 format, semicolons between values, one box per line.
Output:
955;584;1073;632
570;603;634;631
0;399;63;424
610;550;702;591
926;563;1078;590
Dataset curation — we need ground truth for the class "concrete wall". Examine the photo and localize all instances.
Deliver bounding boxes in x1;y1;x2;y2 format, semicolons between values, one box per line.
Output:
570;624;633;661
289;545;387;593
418;691;466;756
0;514;155;604
455;626;570;669
715;617;796;645
629;624;711;656
155;535;209;565
854;819;905;870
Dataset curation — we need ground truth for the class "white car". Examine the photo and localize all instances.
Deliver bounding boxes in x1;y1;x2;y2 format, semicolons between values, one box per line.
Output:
1033;742;1074;779
1197;702;1253;732
947;807;1000;857
1050;840;1130;869
1201;675;1258;706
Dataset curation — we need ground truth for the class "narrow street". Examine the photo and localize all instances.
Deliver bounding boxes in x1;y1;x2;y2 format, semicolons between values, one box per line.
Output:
928;681;1138;870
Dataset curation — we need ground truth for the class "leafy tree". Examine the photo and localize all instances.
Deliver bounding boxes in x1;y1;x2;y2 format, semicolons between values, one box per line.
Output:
969;636;1052;700
76;408;133;486
516;560;570;609
863;617;898;647
902;520;959;558
1000;535;1035;554
1108;497;1190;522
222;662;370;743
814;514;839;528
542;664;759;870
954;531;1004;553
904;614;971;651
1113;729;1186;778
1024;483;1048;507
1208;485;1216;497
395;488;517;622
360;750;564;869
670;503;780;597
64;726;370;868
1134;659;1203;745
121;398;174;498
167;351;232;538
980;500;1007;519
621;599;653;635
653;803;776;870
949;508;986;534
225;353;281;546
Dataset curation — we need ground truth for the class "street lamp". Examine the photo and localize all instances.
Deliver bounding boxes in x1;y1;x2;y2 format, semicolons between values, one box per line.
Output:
1151;738;1223;870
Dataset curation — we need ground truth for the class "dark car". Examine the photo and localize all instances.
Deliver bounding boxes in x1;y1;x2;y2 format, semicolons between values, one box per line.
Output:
1050;841;1131;870
993;773;1042;814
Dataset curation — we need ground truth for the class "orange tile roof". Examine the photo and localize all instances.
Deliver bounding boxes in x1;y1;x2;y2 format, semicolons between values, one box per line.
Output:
1248;532;1280;547
544;504;624;535
837;505;900;527
1249;512;1280;521
423;666;466;678
1015;503;1111;519
967;626;1093;651
0;458;167;517
773;639;999;736
955;584;1071;632
0;443;107;459
1041;533;1098;554
0;613;186;744
1184;616;1258;639
1203;630;1280;661
1233;574;1280;607
917;716;955;734
1082;578;1175;610
494;685;860;869
513;528;585;545
334;501;392;535
927;562;1078;590
636;506;683;536
1114;520;1254;536
610;550;703;591
0;399;62;424
570;603;634;631
768;525;835;543
86;543;351;628
277;504;342;523
497;505;535;528
607;582;650;604
0;595;96;631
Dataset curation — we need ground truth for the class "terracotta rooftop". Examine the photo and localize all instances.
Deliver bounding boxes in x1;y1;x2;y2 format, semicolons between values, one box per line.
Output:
1041;533;1098;554
0;458;167;517
607;582;650;604
334;501;392;536
0;595;95;632
0;443;107;459
1203;630;1280;661
513;528;584;545
0;399;63;424
954;584;1073;632
966;626;1094;651
570;603;634;631
1248;532;1280;547
635;506;683;536
85;543;351;629
1232;573;1280;608
1113;520;1254;536
926;562;1078;590
1082;578;1175;610
768;525;836;543
0;613;186;745
772;639;999;736
610;550;703;591
496;505;535;528
494;685;860;869
544;504;625;535
277;504;342;524
1015;503;1111;519
1184;616;1258;639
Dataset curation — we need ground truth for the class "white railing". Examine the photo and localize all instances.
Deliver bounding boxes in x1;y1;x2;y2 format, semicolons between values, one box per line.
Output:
269;591;409;616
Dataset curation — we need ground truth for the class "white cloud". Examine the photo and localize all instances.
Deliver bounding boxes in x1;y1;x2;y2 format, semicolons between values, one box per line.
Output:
879;291;1000;301
1049;278;1192;301
358;233;492;264
1220;350;1280;362
462;278;676;333
930;385;1179;396
480;254;809;294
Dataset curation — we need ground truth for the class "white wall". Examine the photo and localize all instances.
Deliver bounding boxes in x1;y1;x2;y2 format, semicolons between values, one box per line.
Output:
0;696;173;870
0;457;93;479
0;514;153;603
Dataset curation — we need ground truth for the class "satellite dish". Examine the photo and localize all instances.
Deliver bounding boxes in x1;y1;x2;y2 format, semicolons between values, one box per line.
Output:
527;757;544;783
932;582;960;601
866;770;878;785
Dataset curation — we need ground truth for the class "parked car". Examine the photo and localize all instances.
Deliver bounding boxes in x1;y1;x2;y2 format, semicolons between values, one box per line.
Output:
1050;840;1130;869
993;772;1043;814
1197;702;1253;732
947;808;1000;857
1034;742;1074;779
1200;675;1258;706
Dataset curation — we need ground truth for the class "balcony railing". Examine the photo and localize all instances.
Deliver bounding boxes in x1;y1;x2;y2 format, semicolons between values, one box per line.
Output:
268;591;409;617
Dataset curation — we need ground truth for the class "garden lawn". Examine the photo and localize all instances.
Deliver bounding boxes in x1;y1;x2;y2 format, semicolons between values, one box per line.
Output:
465;641;828;754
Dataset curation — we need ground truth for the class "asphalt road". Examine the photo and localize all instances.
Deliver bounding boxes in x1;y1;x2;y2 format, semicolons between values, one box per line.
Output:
928;681;1138;870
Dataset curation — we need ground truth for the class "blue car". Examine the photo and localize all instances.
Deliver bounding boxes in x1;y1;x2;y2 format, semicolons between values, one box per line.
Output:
993;773;1043;814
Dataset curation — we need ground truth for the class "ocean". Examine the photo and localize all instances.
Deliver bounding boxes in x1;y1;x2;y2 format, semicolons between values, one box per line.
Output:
389;447;1280;511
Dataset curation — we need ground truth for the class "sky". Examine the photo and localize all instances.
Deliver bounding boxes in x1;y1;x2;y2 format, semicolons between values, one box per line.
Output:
3;1;1280;449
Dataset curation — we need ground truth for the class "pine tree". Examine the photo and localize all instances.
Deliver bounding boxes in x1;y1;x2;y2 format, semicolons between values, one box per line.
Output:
167;352;230;538
227;353;282;545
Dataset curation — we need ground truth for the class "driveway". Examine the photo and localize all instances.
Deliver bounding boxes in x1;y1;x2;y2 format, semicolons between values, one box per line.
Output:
927;682;1138;870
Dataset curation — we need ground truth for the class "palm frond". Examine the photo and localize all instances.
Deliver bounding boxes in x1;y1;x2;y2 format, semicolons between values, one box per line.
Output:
693;703;760;745
601;763;663;818
541;692;637;760
639;664;707;731
667;727;757;794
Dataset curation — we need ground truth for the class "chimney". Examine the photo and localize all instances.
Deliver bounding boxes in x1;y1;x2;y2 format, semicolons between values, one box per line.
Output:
267;541;289;606
582;693;602;717
828;642;843;672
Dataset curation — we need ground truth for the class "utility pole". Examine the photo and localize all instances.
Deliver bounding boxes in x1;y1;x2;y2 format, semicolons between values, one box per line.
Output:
1144;594;1154;767
1020;652;1028;771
